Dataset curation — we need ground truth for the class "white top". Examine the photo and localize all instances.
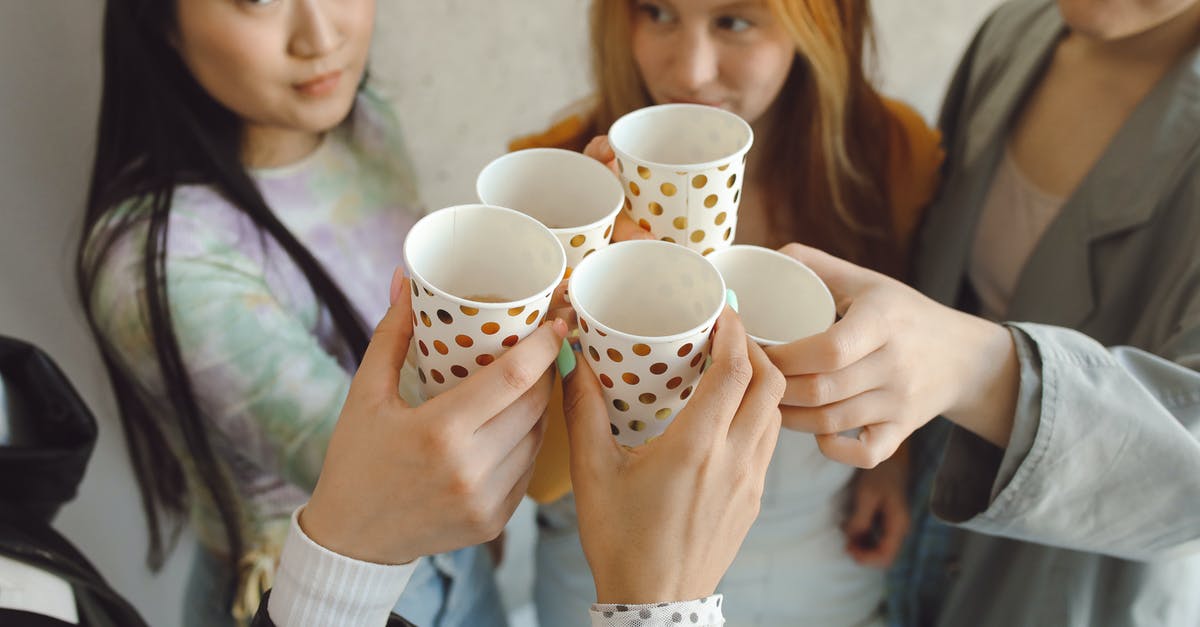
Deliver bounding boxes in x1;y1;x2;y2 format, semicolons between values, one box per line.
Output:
269;507;724;626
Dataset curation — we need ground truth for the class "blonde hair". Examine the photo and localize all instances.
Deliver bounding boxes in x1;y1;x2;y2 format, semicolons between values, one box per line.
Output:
589;0;904;277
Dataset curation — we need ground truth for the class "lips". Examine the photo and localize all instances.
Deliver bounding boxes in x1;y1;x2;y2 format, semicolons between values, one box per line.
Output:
667;97;727;108
294;70;343;97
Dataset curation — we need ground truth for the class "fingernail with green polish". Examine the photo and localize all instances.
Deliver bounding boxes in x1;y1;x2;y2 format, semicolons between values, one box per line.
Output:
725;288;739;313
556;338;577;378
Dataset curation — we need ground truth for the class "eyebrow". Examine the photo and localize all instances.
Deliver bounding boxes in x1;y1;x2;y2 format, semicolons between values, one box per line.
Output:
709;0;768;12
644;0;767;14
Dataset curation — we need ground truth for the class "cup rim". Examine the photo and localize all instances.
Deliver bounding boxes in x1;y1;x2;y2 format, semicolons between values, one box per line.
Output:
705;245;836;346
403;203;567;309
476;148;625;235
568;240;727;344
608;104;754;171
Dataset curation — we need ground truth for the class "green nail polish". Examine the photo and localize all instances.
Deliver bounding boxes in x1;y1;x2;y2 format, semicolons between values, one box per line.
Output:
725;288;739;313
556;338;577;378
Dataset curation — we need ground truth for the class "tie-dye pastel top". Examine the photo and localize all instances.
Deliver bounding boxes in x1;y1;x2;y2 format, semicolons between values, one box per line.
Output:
86;89;423;564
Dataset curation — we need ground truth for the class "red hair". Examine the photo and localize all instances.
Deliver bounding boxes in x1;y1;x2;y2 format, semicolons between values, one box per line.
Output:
589;0;904;277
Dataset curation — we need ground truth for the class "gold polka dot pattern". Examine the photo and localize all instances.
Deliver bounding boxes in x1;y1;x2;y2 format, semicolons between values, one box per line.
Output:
614;151;747;255
409;275;555;399
576;306;715;448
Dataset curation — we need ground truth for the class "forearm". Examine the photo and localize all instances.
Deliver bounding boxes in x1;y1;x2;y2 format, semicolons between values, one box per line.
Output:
934;323;1200;559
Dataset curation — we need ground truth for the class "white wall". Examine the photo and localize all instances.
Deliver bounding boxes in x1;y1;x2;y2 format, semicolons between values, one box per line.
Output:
0;3;196;627
0;2;1001;625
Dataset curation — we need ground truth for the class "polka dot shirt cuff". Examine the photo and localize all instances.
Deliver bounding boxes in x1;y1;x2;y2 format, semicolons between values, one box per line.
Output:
590;595;724;626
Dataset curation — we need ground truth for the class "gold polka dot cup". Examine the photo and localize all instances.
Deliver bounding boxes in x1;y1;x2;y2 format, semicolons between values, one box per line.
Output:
476;148;625;279
706;245;836;346
403;204;567;399
608;104;753;255
568;240;726;447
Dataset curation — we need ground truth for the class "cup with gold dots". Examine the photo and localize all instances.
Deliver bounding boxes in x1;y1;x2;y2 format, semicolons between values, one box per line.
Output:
568;240;726;447
477;148;625;279
403;204;566;399
608;104;753;256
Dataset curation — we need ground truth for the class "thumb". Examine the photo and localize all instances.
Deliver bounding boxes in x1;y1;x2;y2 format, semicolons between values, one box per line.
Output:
777;242;874;304
561;354;619;475
583;135;617;174
612;212;656;242
355;269;415;401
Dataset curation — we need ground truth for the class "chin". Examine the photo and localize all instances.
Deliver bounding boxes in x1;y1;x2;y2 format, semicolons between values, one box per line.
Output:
300;91;360;133
1057;0;1124;37
1057;0;1183;39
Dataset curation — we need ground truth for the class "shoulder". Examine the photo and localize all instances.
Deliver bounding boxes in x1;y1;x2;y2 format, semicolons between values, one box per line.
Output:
338;86;421;206
89;187;257;265
954;0;1062;104
978;0;1061;50
85;188;263;317
345;86;406;153
509;97;598;152
880;98;944;246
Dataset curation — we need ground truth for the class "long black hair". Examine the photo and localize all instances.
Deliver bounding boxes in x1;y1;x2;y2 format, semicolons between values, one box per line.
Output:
75;0;371;601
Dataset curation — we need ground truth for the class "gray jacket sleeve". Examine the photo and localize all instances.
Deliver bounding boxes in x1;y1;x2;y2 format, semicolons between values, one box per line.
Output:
932;321;1200;561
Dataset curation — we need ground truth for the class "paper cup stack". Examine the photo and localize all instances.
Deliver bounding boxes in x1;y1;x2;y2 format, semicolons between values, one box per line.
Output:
568;240;726;446
608;104;753;255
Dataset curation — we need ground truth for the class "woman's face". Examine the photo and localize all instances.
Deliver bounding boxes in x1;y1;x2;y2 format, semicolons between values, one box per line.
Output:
174;0;375;137
630;0;796;125
1057;0;1200;38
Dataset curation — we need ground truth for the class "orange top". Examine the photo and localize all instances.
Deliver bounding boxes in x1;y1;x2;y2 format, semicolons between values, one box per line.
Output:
879;97;945;257
516;98;944;504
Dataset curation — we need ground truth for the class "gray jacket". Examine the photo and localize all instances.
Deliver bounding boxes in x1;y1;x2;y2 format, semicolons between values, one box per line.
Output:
909;1;1200;625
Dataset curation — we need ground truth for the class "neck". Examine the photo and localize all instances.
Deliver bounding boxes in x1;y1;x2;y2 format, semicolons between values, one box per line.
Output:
1068;4;1200;68
241;125;325;169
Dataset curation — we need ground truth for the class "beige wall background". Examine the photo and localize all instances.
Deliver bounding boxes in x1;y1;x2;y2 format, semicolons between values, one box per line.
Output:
0;1;1001;625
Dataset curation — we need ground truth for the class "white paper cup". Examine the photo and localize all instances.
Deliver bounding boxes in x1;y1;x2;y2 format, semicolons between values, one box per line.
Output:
403;204;566;399
568;240;726;446
706;245;836;346
477;148;625;279
608;104;753;255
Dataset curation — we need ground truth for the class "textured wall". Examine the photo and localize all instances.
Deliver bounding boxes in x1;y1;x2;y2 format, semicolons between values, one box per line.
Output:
373;0;1005;211
0;2;1002;625
371;1;594;209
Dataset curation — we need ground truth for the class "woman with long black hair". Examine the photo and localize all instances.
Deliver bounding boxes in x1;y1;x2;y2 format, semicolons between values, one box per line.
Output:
76;1;510;624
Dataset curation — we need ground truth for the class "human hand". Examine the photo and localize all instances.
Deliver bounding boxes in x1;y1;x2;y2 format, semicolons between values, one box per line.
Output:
562;307;785;604
301;270;568;565
583;135;655;242
764;243;1020;468
843;444;910;568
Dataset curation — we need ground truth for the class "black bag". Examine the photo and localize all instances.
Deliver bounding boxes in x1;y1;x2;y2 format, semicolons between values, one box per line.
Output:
0;335;149;627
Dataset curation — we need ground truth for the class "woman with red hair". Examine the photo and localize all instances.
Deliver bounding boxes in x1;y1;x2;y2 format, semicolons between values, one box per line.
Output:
514;1;941;625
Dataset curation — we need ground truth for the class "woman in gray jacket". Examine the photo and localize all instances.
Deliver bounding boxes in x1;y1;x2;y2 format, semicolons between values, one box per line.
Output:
766;0;1200;625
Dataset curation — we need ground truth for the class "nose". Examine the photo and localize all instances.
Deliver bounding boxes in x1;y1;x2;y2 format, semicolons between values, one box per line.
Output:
289;0;343;59
670;27;719;92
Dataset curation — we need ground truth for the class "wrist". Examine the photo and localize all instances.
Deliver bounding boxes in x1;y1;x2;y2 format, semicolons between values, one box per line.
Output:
594;572;714;605
300;497;416;566
943;316;1020;447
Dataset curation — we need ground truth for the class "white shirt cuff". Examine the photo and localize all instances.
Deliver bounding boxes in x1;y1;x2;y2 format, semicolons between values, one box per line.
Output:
590;595;725;626
267;506;418;627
